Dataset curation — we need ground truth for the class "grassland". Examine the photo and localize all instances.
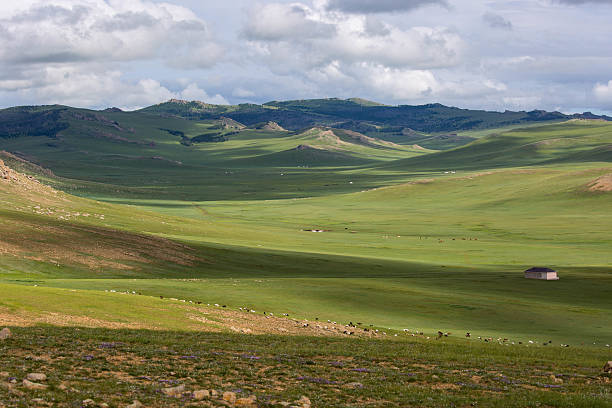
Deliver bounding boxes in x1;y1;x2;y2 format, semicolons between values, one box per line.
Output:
0;105;611;406
1;325;611;407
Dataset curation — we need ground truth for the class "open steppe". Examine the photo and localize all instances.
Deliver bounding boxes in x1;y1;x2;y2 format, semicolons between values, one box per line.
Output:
0;100;610;406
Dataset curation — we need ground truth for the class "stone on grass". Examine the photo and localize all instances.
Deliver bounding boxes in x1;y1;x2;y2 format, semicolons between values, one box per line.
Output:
222;391;236;404
126;401;143;408
193;389;210;400
27;373;47;382
82;399;95;406
23;379;48;390
604;361;612;373
298;396;311;408
344;382;363;389
235;395;257;407
162;384;185;397
0;328;11;340
550;374;563;384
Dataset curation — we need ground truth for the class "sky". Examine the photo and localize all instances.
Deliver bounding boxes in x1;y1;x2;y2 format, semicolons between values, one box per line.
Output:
0;0;611;113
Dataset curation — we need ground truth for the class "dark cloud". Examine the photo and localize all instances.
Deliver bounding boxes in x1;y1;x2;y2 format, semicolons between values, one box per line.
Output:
15;51;94;65
325;0;448;14
94;11;159;32
482;12;513;30
553;0;612;4
243;4;336;41
10;5;90;25
364;16;390;36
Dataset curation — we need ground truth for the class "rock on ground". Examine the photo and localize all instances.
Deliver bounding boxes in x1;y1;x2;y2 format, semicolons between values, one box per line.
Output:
126;401;143;408
223;391;236;404
298;396;311;408
22;379;48;390
0;328;11;340
26;373;47;382
604;361;612;373
235;395;257;407
193;389;210;400
162;384;185;397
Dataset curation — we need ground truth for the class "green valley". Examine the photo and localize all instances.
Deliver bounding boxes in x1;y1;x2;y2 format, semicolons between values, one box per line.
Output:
0;100;611;407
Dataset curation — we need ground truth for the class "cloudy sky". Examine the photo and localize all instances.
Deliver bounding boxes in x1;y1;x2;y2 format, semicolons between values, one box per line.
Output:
1;0;611;113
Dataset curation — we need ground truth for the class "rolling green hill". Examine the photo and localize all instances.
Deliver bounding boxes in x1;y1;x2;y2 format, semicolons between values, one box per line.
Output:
139;98;611;135
0;102;611;407
383;120;612;172
0;105;432;201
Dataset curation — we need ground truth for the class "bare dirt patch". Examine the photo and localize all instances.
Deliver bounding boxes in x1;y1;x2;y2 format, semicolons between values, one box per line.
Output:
0;155;203;270
0;309;147;330
0;157;63;206
0;298;375;338
183;305;374;338
0;216;203;270
588;173;612;192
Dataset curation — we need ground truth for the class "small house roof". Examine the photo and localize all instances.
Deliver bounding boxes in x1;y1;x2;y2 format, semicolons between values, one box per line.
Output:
525;267;556;273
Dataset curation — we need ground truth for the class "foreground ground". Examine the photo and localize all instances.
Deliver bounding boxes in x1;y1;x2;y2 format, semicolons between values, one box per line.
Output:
1;325;611;408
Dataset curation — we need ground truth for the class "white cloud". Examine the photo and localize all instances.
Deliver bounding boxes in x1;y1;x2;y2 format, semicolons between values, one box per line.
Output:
365;66;437;99
232;87;256;98
594;80;612;102
0;0;227;108
1;0;611;114
0;0;223;68
324;0;448;14
244;3;463;70
179;83;229;105
0;65;228;109
244;3;336;40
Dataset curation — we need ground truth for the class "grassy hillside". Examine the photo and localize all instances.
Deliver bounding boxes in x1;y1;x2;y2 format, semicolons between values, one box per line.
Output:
1;121;611;344
383;121;612;172
0;107;611;406
139;98;611;134
0;106;432;201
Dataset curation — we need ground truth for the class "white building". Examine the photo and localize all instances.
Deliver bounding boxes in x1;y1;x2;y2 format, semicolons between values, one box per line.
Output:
524;267;559;280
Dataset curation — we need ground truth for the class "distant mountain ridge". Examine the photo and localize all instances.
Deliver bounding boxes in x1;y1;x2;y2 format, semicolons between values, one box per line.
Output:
138;98;612;134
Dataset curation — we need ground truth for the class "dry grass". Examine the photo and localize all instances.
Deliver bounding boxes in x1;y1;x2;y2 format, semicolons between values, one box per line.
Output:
588;173;612;192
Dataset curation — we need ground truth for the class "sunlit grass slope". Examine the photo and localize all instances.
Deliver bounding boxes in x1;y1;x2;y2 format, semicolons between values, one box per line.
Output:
1;118;611;344
382;120;612;172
